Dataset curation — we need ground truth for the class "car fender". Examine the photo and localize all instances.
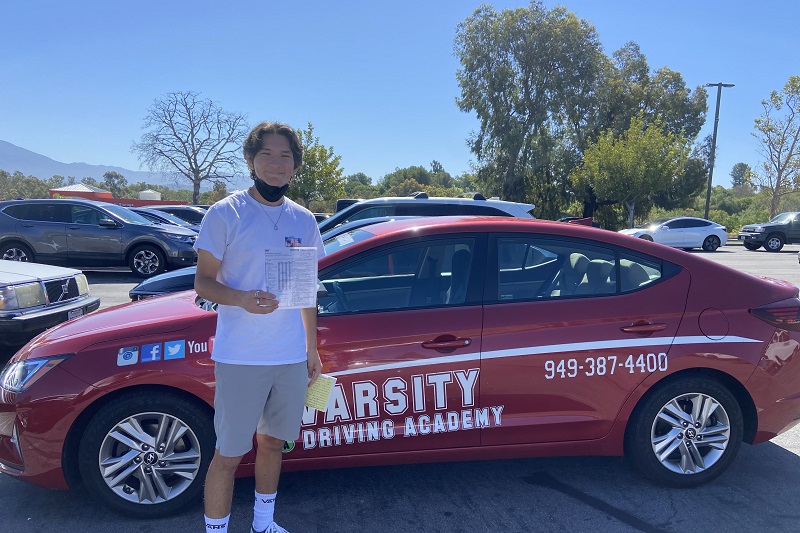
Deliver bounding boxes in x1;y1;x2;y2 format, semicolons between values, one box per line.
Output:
122;236;173;259
607;355;757;450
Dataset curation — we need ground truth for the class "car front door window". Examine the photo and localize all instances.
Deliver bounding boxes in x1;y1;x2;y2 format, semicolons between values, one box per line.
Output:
319;238;477;315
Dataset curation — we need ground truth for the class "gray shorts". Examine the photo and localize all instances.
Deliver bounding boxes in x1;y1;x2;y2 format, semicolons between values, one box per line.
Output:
213;361;308;457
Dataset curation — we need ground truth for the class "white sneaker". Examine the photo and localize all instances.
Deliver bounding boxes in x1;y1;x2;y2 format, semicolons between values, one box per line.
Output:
251;522;289;533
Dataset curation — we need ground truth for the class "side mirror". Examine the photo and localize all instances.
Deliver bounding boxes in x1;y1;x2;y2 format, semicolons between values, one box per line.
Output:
98;218;118;228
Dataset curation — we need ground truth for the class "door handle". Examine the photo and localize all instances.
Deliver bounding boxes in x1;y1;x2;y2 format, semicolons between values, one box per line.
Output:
620;322;667;335
422;338;472;350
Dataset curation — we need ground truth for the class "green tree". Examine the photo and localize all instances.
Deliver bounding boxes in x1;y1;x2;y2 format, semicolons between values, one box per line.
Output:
46;175;76;189
0;170;49;200
751;75;800;217
198;180;228;205
80;176;102;189
343;173;378;199
573;115;689;228
454;3;707;218
289;122;345;209
730;162;752;188
455;2;606;205
102;171;128;198
132;91;248;204
378;166;431;194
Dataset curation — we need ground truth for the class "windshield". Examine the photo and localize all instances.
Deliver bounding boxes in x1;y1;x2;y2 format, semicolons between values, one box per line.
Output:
103;204;154;225
635;217;672;229
148;210;193;227
323;228;376;255
769;212;798;224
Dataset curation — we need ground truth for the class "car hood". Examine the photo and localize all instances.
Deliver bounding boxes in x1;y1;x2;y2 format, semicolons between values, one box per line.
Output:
740;222;773;229
19;291;208;358
618;228;647;236
0;261;81;284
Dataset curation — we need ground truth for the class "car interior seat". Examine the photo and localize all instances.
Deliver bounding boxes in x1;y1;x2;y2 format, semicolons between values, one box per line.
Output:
619;260;651;291
552;252;589;296
445;249;472;304
574;259;614;295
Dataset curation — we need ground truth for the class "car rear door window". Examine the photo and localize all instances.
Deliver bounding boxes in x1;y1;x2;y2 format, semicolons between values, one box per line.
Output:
493;237;663;301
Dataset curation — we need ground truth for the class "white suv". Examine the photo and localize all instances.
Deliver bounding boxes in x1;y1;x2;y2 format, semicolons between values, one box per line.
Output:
319;193;535;233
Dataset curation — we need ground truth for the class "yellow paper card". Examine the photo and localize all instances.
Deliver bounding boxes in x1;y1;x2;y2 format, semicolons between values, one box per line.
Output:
305;374;336;411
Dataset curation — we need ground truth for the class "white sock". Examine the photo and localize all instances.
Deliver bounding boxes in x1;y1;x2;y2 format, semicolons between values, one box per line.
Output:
253;490;277;531
204;514;229;533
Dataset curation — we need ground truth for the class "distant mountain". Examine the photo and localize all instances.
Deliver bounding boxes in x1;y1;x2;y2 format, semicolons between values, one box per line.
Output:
0;140;173;186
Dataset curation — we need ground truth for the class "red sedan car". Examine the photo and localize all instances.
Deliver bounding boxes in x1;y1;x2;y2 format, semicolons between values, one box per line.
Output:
2;217;800;518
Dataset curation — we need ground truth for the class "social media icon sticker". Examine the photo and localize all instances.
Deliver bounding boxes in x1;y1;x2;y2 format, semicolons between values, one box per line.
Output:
141;343;162;363
164;340;185;360
117;346;139;366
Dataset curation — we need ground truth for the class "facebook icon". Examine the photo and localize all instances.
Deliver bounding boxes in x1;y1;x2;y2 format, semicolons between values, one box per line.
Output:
141;343;162;363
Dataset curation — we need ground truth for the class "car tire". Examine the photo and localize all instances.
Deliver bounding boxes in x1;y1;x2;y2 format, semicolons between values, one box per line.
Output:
0;241;34;262
702;235;721;252
742;241;761;251
625;376;743;488
639;235;653;242
129;245;166;278
764;234;784;252
77;391;214;518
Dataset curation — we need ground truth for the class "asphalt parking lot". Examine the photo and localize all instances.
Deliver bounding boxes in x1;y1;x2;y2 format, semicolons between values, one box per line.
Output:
3;244;800;532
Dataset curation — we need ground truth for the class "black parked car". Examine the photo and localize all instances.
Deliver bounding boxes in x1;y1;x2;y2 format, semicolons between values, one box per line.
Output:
0;199;198;277
738;212;800;252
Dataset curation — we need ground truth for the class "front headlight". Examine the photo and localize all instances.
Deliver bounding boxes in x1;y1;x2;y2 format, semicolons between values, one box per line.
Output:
162;233;196;244
0;354;72;392
75;273;89;296
755;226;765;232
0;283;46;311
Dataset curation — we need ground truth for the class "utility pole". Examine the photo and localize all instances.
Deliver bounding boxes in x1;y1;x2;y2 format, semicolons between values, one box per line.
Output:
704;82;735;219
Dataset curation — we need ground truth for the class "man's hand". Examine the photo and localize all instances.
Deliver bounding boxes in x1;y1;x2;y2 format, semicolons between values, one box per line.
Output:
240;289;279;314
307;349;322;386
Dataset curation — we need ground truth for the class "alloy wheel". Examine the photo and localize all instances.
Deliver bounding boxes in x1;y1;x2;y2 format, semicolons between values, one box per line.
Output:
97;412;202;505
650;393;730;475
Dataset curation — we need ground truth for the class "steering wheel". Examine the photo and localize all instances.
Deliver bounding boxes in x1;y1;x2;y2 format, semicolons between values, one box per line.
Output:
332;281;350;312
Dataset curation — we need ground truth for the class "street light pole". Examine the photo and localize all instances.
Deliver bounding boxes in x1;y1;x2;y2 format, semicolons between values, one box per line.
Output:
703;82;734;220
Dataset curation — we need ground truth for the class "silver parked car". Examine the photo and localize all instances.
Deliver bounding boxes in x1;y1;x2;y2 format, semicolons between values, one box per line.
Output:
0;261;100;346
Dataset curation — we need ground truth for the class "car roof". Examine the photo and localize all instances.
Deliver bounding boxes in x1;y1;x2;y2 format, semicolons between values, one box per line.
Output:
317;215;735;272
0;198;120;209
343;195;535;210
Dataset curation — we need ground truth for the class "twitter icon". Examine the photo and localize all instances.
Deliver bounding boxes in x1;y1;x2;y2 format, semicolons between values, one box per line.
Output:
164;340;185;360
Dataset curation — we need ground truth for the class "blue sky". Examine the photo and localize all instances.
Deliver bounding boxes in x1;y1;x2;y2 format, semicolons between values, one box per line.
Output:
2;0;797;190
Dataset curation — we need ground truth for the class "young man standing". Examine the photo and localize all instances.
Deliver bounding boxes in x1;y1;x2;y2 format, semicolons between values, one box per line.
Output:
195;122;324;533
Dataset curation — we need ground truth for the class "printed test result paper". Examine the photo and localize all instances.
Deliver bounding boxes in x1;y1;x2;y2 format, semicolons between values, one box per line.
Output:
263;247;318;309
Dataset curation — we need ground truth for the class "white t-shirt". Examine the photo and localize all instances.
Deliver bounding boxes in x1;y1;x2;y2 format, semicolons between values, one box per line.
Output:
194;191;325;365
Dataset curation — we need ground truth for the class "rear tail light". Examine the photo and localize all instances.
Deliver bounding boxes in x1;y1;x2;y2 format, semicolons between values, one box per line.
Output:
751;298;800;331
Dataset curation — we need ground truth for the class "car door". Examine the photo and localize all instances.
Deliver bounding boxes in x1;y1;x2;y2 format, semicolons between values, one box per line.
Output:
656;219;684;247
8;203;69;263
684;219;709;247
292;234;485;459
66;204;123;264
788;214;800;242
479;234;689;446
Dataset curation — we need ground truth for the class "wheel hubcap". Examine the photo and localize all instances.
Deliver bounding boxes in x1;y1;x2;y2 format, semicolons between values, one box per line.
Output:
98;412;202;504
650;392;730;474
134;250;160;275
2;248;28;261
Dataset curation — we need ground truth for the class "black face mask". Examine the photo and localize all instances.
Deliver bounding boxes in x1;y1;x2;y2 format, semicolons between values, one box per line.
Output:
253;177;289;203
